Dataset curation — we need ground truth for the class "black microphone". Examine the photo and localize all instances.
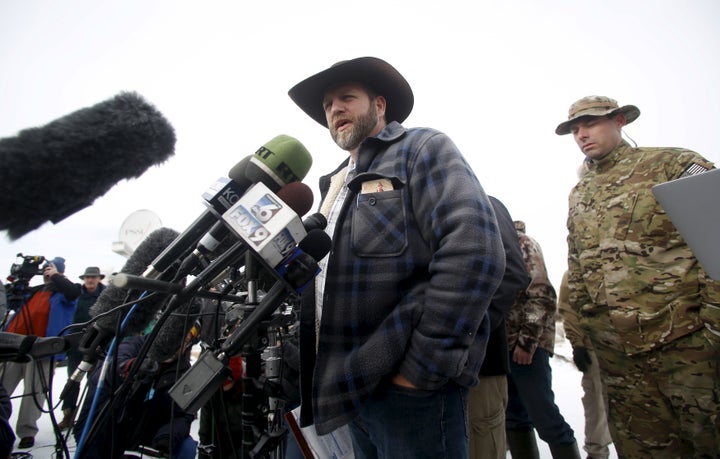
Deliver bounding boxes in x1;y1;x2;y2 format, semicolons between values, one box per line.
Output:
0;92;175;240
66;227;179;389
302;212;328;232
142;135;313;279
276;229;332;291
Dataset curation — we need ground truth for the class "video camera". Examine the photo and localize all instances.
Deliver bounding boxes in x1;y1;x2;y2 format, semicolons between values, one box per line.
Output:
8;253;46;282
4;253;46;317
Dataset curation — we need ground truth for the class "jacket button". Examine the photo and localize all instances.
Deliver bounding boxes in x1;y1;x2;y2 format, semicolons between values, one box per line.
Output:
368;197;377;206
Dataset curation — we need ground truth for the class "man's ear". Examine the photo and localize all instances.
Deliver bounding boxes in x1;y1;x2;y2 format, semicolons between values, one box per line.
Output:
375;95;387;120
613;112;628;129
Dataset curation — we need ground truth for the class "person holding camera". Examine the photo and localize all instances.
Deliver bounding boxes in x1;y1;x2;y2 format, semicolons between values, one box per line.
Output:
0;257;79;449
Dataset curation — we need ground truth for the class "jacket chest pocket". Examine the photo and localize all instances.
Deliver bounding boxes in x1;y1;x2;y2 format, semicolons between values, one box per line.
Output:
351;189;408;257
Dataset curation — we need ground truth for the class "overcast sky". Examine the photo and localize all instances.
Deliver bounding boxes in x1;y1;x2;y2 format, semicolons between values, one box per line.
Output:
1;0;719;292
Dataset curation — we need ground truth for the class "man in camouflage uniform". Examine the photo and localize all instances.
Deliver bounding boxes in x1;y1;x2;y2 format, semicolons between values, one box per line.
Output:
505;221;580;459
559;95;720;458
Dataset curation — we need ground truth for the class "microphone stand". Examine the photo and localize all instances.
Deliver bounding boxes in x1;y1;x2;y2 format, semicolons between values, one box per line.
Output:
238;252;288;459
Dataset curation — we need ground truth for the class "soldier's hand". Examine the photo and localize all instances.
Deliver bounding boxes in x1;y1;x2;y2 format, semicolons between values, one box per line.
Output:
572;346;592;372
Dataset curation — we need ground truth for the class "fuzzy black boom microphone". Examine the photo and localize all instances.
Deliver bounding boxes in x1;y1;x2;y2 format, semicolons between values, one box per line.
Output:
0;91;176;240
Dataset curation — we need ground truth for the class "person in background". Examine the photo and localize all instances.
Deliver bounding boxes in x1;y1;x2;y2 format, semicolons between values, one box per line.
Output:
505;221;580;459
557;271;613;459
559;95;720;457
289;56;505;458
0;257;79;449
57;266;106;430
468;196;530;459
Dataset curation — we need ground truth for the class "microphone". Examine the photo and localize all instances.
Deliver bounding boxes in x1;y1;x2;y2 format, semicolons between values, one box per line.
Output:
175;181;315;278
167;230;331;413
276;229;331;291
0;331;82;362
244;134;313;192
142;135;313;279
0;92;175;240
302;213;328;232
66;227;179;390
222;182;313;269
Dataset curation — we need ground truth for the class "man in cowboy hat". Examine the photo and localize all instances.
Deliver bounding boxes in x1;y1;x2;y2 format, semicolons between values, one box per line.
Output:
57;266;106;430
289;57;505;458
559;95;720;457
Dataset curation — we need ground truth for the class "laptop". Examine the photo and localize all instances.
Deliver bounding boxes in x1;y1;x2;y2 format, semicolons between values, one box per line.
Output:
652;168;720;280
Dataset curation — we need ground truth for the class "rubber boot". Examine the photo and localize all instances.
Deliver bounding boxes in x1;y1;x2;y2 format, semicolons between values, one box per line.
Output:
506;429;540;459
549;440;582;459
57;408;74;430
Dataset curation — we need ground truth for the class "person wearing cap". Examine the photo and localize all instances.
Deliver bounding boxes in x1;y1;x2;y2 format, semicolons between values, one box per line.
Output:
559;95;720;457
289;57;505;458
57;266;106;430
1;257;80;449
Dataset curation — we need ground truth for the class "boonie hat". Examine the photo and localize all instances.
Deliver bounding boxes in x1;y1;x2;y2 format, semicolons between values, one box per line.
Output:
79;266;105;279
288;56;414;127
555;95;640;135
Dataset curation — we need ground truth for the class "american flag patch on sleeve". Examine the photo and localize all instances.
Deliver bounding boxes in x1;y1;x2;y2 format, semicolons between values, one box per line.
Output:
680;163;710;178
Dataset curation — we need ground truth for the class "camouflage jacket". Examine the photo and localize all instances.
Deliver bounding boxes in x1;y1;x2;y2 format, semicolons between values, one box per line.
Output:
567;140;720;355
506;221;557;355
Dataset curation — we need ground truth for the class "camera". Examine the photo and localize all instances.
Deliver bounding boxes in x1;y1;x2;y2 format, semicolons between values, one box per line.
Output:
8;253;46;282
4;253;46;316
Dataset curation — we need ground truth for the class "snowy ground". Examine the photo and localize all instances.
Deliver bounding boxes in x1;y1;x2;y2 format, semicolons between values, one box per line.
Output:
8;324;618;458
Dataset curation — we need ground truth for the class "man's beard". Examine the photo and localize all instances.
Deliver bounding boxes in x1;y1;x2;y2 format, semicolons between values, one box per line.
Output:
330;106;378;151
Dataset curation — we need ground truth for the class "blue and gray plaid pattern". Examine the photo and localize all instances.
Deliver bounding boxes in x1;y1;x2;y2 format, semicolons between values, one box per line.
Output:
307;122;505;434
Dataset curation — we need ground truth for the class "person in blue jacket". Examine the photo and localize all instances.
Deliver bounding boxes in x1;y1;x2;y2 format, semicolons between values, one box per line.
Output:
0;257;79;449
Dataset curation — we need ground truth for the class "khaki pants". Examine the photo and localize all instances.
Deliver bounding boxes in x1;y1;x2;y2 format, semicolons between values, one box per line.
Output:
581;349;613;458
0;359;53;438
468;375;507;459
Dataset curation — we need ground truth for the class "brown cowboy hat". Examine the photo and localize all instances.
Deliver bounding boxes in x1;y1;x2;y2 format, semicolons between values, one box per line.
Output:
555;95;640;135
79;266;105;279
288;56;414;127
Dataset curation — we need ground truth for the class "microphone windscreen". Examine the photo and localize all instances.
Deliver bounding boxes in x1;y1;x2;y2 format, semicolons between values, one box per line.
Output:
0;91;176;240
302;213;327;232
91;227;179;334
226;156;254;192
245;135;312;190
276;182;314;217
298;229;332;262
146;297;203;364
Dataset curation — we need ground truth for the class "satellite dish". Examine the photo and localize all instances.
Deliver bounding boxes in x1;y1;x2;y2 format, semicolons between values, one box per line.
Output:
112;209;162;258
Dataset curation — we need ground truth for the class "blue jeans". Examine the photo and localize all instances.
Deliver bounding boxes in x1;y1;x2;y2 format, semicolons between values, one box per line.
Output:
349;381;469;459
506;348;576;446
